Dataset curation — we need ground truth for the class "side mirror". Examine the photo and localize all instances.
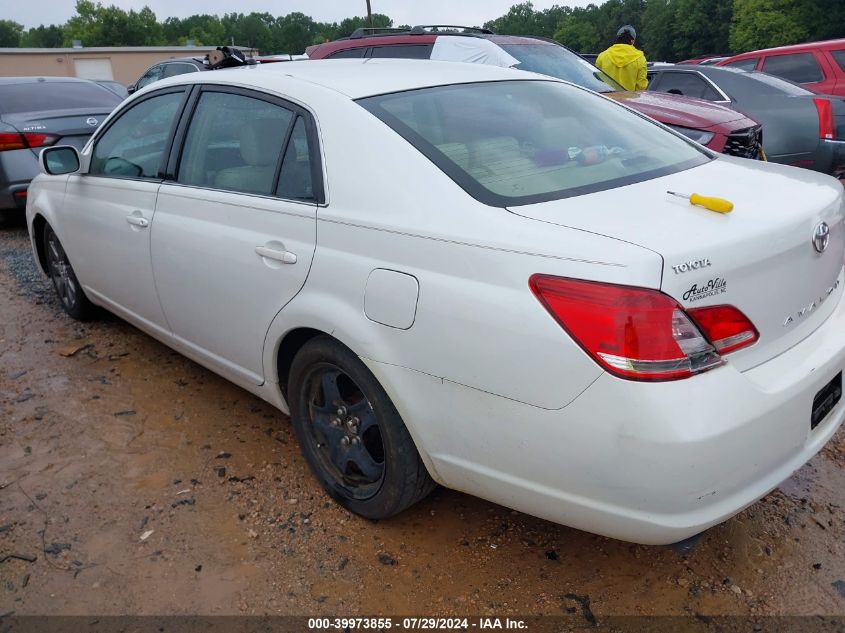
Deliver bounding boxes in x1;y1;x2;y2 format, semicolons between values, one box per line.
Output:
127;84;136;95
40;146;80;175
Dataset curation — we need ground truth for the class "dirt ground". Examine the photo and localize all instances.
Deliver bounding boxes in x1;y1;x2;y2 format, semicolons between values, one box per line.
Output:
1;219;845;620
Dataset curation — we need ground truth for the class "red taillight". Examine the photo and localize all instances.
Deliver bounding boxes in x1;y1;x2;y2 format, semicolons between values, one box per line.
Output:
687;305;758;354
814;98;835;140
529;275;724;381
0;132;58;152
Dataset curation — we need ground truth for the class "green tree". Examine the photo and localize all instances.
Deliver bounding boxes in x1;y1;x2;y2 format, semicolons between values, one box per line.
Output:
640;0;674;60
0;19;23;47
554;9;602;52
21;24;65;47
672;0;732;59
484;2;543;35
274;12;318;53
729;0;809;52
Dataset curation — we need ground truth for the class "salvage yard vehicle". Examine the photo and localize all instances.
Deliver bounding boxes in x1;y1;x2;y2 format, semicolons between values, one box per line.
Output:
647;65;845;178
717;38;845;97
307;26;764;159
0;77;122;223
26;59;845;545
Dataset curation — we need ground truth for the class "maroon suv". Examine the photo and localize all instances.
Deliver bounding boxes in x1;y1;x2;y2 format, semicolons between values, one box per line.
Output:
308;27;763;159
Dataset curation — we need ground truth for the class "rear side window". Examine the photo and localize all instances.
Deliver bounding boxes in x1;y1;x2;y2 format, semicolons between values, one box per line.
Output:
724;57;758;71
360;80;709;207
276;117;315;200
369;45;432;59
651;72;721;100
327;48;366;59
90;91;183;179
0;81;120;115
831;50;845;72
762;53;824;84
177;91;294;196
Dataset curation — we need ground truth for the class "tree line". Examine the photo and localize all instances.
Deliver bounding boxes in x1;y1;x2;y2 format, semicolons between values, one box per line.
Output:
0;0;843;61
483;0;845;60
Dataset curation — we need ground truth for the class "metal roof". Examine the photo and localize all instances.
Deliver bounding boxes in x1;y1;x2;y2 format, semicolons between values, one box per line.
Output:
0;46;256;54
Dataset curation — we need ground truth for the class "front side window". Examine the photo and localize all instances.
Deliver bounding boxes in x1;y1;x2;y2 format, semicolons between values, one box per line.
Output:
725;57;758;71
360;80;709;207
177;91;294;196
90;91;183;179
832;50;845;72
136;65;164;89
762;53;824;84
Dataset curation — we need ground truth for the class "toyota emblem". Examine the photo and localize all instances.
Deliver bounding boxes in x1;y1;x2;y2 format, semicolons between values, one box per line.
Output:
813;222;830;254
86;117;98;127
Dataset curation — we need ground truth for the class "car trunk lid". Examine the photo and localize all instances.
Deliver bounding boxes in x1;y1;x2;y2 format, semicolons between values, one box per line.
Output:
507;156;845;371
1;108;112;155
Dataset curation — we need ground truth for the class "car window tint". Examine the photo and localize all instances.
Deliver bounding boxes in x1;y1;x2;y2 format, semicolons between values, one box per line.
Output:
0;81;120;115
369;45;432;59
90;92;183;179
831;50;845;72
762;53;823;84
653;72;720;100
276;116;314;200
137;65;164;89
177;91;293;196
360;80;709;207
163;62;199;78
327;47;366;58
725;57;758;71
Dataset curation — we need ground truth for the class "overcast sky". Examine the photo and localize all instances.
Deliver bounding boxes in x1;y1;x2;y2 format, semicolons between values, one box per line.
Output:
8;0;593;29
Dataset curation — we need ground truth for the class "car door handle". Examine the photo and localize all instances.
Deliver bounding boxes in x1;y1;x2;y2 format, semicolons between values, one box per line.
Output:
255;245;297;264
126;215;149;228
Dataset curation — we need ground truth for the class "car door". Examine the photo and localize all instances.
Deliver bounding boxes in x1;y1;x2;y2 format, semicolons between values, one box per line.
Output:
60;87;188;335
151;86;320;385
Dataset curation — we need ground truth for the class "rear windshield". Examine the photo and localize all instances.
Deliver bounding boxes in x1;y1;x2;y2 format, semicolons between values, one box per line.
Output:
0;82;121;115
498;43;622;93
359;80;709;207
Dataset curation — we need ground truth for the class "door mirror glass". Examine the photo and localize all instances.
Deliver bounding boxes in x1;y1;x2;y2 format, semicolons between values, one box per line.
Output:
41;146;80;175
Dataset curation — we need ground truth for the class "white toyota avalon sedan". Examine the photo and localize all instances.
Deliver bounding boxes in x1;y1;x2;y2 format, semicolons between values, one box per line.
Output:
26;59;845;545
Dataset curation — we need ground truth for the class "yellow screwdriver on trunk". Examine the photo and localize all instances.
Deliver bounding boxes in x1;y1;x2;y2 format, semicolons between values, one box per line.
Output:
667;191;734;214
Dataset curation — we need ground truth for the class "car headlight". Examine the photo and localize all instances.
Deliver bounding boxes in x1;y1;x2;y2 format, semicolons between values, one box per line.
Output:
666;125;715;146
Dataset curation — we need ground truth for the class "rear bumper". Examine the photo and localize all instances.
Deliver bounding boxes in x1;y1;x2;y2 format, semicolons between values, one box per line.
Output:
822;139;845;179
0;148;39;211
368;291;845;545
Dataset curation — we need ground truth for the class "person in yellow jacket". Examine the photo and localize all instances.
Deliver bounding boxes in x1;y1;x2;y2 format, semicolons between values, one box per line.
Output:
595;25;648;91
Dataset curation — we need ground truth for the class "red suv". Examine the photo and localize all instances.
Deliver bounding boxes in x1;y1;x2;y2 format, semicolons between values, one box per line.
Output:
308;26;764;159
717;39;845;96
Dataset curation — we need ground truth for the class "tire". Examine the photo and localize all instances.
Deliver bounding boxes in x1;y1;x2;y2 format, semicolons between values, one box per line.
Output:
288;335;436;519
42;223;96;321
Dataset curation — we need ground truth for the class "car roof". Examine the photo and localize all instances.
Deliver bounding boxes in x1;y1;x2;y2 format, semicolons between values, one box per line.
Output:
724;38;845;59
307;32;557;58
157;58;549;100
